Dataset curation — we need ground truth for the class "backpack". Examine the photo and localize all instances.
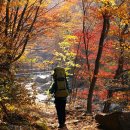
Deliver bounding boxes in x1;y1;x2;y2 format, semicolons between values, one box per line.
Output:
53;67;69;97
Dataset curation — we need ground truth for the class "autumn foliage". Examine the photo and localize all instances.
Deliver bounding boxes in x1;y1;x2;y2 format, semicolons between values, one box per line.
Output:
0;1;130;128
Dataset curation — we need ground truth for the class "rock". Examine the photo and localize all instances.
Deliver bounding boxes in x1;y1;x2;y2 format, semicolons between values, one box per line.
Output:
109;103;122;112
120;112;130;130
95;111;130;130
35;76;50;84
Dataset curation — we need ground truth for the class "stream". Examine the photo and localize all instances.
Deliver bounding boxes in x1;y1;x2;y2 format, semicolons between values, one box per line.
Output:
24;71;53;103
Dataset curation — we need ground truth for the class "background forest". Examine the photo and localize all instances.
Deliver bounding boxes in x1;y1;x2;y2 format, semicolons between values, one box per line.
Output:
0;0;130;130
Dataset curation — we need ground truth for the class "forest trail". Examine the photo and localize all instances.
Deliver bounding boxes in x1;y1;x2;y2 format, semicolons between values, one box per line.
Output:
39;102;98;130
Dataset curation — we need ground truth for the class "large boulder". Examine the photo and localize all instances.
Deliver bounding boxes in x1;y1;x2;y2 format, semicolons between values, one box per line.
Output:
120;112;130;130
95;111;130;130
35;76;50;84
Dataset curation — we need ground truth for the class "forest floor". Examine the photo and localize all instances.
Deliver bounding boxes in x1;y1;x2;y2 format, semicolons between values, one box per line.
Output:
38;102;99;130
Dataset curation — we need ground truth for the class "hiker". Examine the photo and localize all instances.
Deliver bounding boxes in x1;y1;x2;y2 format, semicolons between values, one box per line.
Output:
49;67;71;128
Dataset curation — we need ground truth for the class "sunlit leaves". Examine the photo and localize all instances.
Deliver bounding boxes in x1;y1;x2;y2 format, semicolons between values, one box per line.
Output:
95;0;115;5
64;35;77;41
59;42;71;49
6;103;15;111
7;0;48;8
9;1;27;7
101;0;115;6
53;34;78;72
0;0;45;113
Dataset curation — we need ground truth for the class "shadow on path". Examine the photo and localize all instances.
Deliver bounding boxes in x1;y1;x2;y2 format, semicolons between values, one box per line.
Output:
58;125;69;130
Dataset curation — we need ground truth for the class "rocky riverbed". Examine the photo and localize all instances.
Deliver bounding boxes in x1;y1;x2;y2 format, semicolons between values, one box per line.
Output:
24;71;53;102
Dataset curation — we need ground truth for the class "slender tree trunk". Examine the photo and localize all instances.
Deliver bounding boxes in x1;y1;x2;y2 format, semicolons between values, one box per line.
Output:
87;14;110;113
114;24;128;79
82;0;90;76
13;0;42;62
103;24;128;113
103;49;124;113
103;90;113;113
114;50;124;79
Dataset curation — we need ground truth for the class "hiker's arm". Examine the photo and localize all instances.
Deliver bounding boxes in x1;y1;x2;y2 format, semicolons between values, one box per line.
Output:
49;82;56;94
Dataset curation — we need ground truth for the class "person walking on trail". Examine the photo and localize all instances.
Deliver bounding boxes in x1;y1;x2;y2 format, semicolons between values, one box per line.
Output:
49;67;71;128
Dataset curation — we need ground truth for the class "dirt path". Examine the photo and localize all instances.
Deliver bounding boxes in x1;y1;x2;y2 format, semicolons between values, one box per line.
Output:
41;102;98;130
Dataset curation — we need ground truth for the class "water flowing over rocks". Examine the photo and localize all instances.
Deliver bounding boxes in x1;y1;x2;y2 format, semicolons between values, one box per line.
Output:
24;71;52;102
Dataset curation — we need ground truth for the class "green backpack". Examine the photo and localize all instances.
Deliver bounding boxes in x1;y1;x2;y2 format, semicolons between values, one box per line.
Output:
53;67;69;97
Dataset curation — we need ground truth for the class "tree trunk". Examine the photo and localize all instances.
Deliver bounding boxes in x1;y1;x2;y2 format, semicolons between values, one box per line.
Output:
103;90;113;113
114;40;124;79
114;24;128;79
86;14;109;113
82;0;90;73
103;24;128;113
